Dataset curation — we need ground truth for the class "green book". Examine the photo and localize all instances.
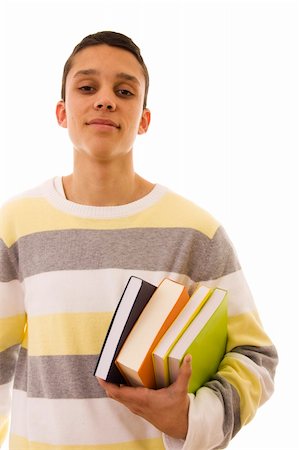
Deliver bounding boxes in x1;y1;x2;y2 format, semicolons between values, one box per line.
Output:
152;284;213;388
168;288;228;393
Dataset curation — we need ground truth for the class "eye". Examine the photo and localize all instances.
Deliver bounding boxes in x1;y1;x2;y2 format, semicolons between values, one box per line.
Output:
117;89;134;97
79;86;95;94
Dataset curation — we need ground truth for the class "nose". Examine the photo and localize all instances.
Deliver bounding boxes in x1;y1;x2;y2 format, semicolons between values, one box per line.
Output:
93;94;116;112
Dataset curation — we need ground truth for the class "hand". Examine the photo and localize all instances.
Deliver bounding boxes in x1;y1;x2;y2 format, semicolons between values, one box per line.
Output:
97;354;192;439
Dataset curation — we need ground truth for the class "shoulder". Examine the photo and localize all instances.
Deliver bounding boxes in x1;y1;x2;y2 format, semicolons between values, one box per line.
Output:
153;187;239;273
153;187;221;240
0;178;54;246
1;179;52;209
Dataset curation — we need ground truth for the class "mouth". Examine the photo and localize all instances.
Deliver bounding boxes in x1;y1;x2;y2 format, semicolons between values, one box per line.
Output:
87;118;120;129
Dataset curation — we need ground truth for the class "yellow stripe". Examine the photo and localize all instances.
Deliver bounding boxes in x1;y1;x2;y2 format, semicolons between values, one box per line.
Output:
227;311;272;352
22;323;28;349
0;415;9;446
0;314;27;351
10;434;165;450
146;193;219;238
0;193;219;247
28;312;112;356
219;355;262;425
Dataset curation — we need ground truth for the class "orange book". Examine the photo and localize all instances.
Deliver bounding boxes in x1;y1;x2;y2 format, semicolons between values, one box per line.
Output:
115;278;190;388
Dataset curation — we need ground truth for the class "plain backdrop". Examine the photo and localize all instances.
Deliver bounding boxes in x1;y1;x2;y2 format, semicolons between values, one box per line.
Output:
1;0;299;449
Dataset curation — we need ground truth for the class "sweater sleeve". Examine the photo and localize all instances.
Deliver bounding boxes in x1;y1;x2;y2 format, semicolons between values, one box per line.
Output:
0;204;27;446
163;226;278;450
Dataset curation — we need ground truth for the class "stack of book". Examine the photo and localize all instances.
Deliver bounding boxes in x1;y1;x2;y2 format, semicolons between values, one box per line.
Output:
94;276;228;393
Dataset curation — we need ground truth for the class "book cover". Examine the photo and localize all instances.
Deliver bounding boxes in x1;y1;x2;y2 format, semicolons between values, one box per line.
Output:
152;284;213;388
115;278;190;389
168;288;228;393
94;276;157;384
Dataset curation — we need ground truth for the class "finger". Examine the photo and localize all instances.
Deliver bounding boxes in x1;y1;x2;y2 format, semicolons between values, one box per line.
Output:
96;378;122;399
96;377;114;392
98;378;142;403
97;377;107;388
97;377;112;397
174;354;192;390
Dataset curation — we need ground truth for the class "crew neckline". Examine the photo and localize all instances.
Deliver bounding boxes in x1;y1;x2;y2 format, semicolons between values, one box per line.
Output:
42;177;168;219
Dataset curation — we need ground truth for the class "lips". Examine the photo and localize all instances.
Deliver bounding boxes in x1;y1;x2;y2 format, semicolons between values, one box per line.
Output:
87;118;120;128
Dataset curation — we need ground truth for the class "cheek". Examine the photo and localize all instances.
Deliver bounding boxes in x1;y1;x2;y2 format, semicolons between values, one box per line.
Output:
127;108;144;132
65;93;85;118
65;103;82;129
125;121;141;140
64;109;83;143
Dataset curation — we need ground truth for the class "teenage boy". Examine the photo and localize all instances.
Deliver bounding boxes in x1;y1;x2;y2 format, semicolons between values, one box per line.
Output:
0;31;278;450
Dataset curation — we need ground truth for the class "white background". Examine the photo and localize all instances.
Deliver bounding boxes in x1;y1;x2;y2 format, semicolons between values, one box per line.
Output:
1;0;298;449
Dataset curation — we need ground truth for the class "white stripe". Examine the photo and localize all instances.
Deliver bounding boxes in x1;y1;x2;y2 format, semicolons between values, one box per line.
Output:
1;182;46;204
10;389;161;445
201;270;257;316
23;268;193;316
3;270;255;318
0;280;25;317
0;381;13;415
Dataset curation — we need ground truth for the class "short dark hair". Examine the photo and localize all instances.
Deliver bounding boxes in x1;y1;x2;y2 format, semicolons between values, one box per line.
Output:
61;31;149;109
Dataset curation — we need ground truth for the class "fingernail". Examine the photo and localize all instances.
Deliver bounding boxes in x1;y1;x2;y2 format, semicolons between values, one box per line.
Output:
185;354;192;364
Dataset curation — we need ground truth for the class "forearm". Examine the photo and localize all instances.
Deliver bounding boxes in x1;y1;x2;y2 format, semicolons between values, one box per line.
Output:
163;285;278;450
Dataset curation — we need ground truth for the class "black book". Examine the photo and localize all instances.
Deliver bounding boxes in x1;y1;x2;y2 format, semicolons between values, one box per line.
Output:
94;276;157;384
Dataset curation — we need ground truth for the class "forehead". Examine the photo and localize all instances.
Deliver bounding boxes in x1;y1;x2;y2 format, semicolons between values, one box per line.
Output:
68;44;145;85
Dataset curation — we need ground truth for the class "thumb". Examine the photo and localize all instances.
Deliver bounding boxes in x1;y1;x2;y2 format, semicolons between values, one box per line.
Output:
175;354;192;390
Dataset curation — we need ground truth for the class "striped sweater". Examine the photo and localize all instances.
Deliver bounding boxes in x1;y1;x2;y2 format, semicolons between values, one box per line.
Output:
0;177;278;450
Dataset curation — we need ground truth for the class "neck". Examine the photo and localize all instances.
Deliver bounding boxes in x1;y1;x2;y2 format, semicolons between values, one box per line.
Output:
62;151;154;207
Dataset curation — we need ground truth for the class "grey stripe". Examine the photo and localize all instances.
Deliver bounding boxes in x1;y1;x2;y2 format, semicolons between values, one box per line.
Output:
205;375;241;447
0;238;19;282
232;345;278;380
0;345;20;384
14;348;107;399
1;226;240;282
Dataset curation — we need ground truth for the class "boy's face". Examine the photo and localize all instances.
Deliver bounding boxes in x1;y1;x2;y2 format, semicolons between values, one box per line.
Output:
56;44;150;163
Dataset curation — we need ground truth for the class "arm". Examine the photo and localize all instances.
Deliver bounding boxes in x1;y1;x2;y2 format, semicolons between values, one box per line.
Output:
0;206;27;446
165;228;278;449
99;226;278;449
168;276;278;449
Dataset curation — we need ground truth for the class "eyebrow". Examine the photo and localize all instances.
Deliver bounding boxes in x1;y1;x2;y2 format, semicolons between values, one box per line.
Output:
73;69;141;85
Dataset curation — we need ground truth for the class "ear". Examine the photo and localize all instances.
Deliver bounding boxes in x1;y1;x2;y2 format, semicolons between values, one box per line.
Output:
56;101;67;128
138;108;151;135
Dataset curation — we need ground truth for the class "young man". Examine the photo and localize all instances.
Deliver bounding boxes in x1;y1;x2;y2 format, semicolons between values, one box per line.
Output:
0;31;278;449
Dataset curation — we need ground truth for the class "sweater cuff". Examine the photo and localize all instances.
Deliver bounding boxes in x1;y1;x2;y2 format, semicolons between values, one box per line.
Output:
162;433;185;450
163;388;225;450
